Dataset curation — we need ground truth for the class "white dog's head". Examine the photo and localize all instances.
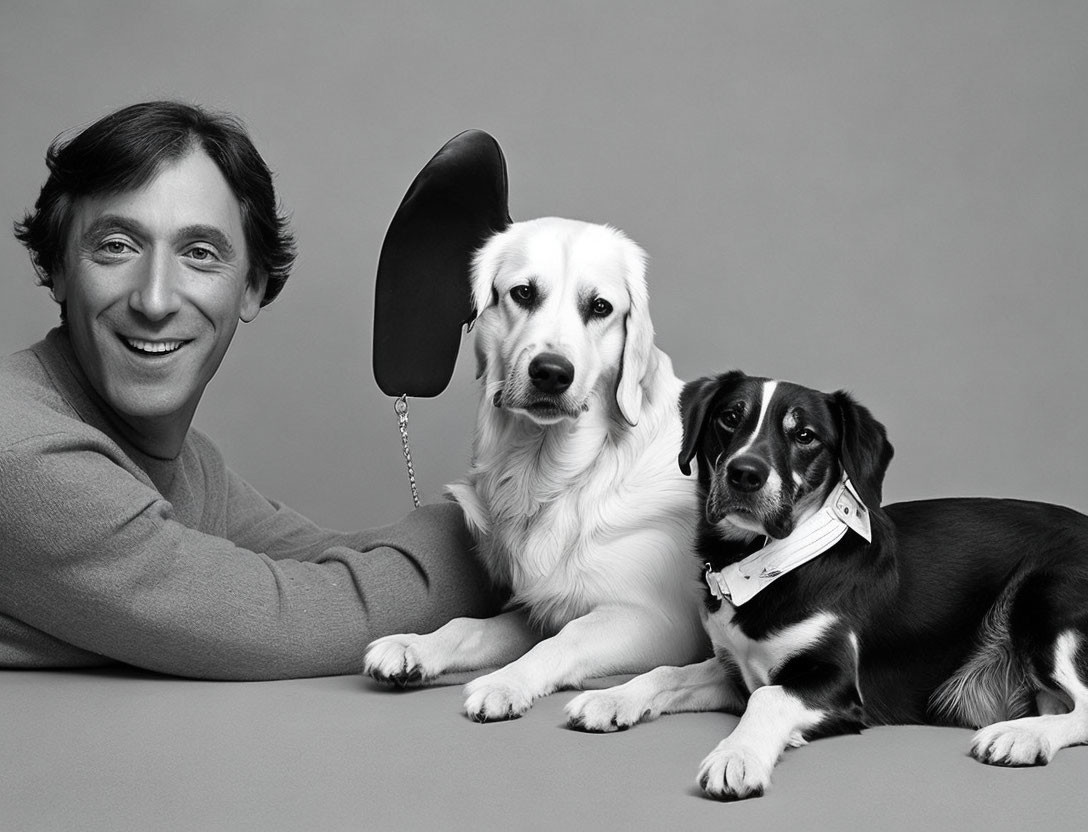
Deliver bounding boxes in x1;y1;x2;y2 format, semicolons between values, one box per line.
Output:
469;217;655;428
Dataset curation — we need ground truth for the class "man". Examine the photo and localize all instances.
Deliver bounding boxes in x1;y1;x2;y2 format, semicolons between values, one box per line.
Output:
0;101;501;679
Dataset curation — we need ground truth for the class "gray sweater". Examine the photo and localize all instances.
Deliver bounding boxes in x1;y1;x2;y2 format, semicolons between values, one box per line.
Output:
0;329;500;679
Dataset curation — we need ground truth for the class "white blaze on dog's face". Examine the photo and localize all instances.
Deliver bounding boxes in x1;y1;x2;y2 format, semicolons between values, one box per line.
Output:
470;218;653;427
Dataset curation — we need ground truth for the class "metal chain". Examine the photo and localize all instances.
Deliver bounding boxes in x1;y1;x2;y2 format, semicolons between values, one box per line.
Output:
394;394;421;508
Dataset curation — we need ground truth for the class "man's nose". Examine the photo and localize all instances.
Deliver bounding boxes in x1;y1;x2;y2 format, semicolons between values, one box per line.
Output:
129;251;182;320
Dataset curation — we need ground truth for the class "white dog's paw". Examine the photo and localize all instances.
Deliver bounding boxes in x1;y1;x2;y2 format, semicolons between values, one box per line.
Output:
463;673;535;722
697;740;774;801
971;720;1055;767
565;689;651;732
363;634;442;687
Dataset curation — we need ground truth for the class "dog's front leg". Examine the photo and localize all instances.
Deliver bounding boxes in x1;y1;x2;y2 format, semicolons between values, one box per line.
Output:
463;605;695;722
364;609;542;686
697;684;827;800
565;657;744;731
697;631;865;800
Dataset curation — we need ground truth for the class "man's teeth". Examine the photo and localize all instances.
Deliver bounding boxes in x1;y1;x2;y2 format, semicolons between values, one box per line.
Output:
126;338;183;354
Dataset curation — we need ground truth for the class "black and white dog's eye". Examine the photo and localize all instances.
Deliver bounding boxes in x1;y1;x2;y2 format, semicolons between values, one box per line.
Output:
795;428;817;445
510;285;535;306
717;409;742;430
589;298;613;318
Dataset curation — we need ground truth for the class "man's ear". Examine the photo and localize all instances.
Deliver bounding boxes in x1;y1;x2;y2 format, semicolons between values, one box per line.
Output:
830;390;894;509
51;268;68;304
678;372;747;476
615;239;652;427
239;270;268;323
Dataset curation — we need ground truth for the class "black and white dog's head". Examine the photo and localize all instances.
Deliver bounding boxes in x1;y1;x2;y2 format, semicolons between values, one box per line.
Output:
678;371;894;541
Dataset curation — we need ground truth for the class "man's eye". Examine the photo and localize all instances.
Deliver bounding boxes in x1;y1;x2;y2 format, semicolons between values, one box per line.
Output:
99;240;133;256
185;245;218;262
795;428;817;445
589;297;613;318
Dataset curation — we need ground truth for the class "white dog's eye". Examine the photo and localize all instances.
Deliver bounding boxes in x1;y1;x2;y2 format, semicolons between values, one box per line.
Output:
589;298;613;318
510;284;536;307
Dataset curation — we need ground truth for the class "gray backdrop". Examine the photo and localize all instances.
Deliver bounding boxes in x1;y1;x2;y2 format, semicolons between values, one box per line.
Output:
2;1;1085;531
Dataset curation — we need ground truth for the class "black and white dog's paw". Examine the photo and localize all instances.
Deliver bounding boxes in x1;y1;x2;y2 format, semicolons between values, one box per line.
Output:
971;719;1055;767
463;671;535;722
565;688;651;732
697;739;774;801
363;634;442;687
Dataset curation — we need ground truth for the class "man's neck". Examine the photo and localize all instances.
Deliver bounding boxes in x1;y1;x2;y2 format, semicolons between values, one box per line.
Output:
98;398;197;461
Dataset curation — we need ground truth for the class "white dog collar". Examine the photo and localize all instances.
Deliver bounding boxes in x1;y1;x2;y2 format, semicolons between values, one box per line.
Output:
704;474;872;607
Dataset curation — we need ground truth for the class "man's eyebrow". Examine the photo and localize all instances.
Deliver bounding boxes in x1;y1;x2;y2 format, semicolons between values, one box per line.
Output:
175;225;237;259
78;216;237;259
79;214;146;247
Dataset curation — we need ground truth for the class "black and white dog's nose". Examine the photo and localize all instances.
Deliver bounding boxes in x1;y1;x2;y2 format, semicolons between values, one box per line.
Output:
529;353;575;395
726;456;768;493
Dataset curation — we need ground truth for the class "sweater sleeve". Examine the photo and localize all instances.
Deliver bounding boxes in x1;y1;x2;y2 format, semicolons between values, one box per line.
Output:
0;432;502;680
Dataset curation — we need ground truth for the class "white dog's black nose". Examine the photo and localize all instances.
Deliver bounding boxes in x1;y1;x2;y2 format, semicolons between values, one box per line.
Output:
726;456;768;493
529;353;575;395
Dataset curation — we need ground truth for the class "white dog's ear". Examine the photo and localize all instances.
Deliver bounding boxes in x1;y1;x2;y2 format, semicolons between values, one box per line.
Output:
616;241;654;427
469;231;506;378
470;233;505;319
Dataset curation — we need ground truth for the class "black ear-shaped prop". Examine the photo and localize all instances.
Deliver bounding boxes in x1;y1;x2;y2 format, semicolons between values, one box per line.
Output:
373;130;511;397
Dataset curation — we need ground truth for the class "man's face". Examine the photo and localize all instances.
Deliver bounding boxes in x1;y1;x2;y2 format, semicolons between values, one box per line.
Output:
54;148;265;455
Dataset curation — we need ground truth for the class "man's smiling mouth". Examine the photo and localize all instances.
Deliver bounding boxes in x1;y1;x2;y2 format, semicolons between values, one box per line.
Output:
121;336;186;356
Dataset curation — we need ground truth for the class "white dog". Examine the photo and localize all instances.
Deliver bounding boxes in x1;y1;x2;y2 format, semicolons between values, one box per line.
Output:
364;217;707;720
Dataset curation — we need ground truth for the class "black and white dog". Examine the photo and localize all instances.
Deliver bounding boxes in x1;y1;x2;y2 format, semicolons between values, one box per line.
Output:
566;370;1088;800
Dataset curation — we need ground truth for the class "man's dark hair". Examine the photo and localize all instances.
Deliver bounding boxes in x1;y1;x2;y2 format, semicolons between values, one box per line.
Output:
14;100;297;310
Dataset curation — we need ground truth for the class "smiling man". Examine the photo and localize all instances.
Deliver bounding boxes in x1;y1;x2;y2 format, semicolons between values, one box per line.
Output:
0;101;501;679
58;149;262;458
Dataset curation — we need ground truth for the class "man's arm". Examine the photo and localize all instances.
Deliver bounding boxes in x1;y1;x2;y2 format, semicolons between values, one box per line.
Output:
0;433;501;680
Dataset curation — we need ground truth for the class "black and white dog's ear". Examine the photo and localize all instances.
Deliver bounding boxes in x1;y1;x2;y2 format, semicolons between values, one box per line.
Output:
679;377;719;475
678;372;746;476
830;390;894;509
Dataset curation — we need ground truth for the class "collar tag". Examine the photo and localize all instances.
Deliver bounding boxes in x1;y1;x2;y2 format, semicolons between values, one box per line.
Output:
704;562;730;602
703;474;872;607
832;476;872;542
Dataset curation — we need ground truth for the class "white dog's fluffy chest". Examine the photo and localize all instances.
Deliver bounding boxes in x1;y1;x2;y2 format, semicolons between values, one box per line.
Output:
485;492;606;620
448;389;700;634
